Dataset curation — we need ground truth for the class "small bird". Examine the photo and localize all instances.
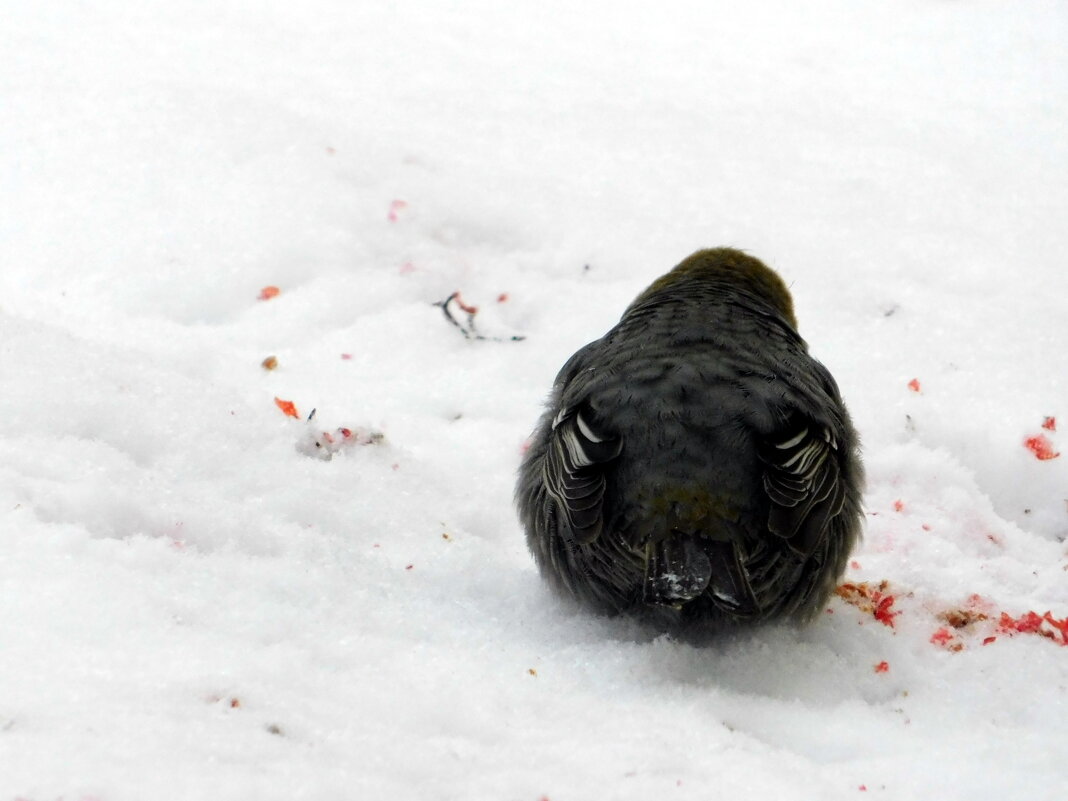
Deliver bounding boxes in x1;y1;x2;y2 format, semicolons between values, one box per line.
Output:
516;248;863;630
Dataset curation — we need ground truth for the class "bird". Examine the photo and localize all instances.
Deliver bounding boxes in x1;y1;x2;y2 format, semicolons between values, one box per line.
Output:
515;248;863;631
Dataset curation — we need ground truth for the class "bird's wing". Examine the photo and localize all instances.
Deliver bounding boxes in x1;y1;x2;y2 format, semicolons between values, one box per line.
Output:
541;405;622;545
760;419;845;558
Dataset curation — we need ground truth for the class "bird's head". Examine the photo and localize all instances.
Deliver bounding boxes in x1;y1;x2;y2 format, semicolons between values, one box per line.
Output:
631;248;798;328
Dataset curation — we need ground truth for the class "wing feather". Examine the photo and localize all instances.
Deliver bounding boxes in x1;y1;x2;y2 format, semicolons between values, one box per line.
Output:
762;420;845;557
541;406;622;544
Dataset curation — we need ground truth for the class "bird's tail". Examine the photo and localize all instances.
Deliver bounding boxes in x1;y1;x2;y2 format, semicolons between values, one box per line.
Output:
644;535;760;616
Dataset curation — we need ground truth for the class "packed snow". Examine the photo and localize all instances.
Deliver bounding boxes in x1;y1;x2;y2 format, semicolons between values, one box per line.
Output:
2;1;1066;799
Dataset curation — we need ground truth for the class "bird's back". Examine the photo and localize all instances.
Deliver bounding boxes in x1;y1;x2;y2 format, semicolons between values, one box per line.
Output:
517;249;863;630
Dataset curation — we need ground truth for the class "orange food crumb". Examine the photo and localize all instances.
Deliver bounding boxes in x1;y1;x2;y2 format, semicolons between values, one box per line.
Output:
261;355;278;370
274;397;299;418
939;606;988;629
258;285;281;301
1024;434;1060;461
907;378;921;393
874;661;889;673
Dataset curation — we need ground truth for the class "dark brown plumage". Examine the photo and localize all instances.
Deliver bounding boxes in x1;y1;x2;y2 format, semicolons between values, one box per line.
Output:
516;248;864;630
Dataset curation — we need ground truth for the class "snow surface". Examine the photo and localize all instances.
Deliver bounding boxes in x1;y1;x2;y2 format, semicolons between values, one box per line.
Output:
2;1;1067;799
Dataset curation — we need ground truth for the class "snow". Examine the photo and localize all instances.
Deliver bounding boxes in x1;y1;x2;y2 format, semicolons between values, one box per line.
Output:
1;0;1066;798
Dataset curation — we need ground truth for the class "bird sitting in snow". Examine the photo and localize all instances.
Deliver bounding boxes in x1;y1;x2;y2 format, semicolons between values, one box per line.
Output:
516;248;864;630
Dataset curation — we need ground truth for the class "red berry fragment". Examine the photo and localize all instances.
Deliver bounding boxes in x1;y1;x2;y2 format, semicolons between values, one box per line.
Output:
835;581;898;628
929;627;962;651
872;592;899;628
1024;434;1060;461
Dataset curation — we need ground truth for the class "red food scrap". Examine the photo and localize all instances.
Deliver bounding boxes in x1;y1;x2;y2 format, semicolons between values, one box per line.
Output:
1042;611;1068;642
929;627;962;650
274;397;299;418
893;499;904;513
907;378;921;393
1042;416;1057;432
850;560;862;570
388;199;408;222
497;292;510;303
872;591;899;628
453;291;479;315
341;353;353;360
1024;434;1060;461
258;285;281;301
835;581;899;628
874;661;889;673
932;596;1067;649
999;611;1045;635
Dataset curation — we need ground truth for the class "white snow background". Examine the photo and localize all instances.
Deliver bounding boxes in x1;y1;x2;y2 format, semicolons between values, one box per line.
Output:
2;1;1067;799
